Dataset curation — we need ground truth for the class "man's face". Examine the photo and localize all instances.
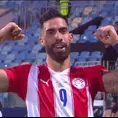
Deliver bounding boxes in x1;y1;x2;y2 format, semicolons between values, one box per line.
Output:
40;17;73;62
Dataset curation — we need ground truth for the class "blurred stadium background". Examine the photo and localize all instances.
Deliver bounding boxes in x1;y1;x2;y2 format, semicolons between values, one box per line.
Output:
0;0;118;117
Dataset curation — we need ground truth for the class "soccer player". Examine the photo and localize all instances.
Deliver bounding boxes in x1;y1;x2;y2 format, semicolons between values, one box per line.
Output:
0;9;118;117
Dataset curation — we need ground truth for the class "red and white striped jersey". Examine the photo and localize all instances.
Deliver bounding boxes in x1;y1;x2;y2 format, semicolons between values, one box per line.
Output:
4;64;105;117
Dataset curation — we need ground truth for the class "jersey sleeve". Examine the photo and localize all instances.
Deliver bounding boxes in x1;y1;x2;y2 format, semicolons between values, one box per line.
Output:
3;64;31;101
84;65;107;100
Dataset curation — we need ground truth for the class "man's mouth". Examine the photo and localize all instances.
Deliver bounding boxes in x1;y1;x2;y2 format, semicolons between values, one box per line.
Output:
55;45;65;49
54;43;66;51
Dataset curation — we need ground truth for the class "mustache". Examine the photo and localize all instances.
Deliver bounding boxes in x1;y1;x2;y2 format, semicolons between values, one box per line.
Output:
52;42;67;47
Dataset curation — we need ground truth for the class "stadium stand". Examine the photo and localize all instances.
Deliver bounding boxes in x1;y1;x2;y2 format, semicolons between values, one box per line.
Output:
0;0;118;117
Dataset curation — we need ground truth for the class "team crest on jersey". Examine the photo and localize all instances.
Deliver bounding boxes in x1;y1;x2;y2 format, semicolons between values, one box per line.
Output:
72;78;85;89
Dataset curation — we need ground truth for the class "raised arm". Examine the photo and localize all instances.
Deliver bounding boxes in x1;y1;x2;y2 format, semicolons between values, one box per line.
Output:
0;22;25;92
0;22;24;43
94;25;118;94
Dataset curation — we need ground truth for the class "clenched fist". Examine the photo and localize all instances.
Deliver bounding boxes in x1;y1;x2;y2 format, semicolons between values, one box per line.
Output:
94;25;118;46
0;22;25;43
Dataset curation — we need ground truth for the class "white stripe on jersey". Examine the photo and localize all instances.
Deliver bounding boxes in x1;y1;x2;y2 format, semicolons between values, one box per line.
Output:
86;87;93;117
49;68;74;117
26;65;40;117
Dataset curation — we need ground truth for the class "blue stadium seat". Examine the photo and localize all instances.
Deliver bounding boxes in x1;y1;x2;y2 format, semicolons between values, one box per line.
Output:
15;52;26;60
25;54;36;62
78;34;89;43
6;54;15;60
89;34;99;43
74;61;88;67
0;61;5;68
36;53;46;60
89;51;102;61
12;59;22;65
80;51;90;57
74;7;81;17
36;58;43;64
73;35;80;43
70;52;79;61
78;51;90;61
84;30;93;35
25;58;34;63
0;54;6;61
32;44;43;52
78;57;88;62
17;40;26;46
2;45;12;52
90;12;97;18
1;50;9;55
4;59;13;64
9;50;19;55
87;25;97;32
101;19;111;26
12;46;25;51
99;10;108;17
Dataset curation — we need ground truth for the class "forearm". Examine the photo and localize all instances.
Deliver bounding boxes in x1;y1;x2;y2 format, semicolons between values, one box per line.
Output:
103;71;118;94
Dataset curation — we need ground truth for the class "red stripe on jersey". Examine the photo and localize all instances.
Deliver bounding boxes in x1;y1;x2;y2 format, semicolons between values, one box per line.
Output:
69;67;88;117
38;65;55;117
4;64;32;101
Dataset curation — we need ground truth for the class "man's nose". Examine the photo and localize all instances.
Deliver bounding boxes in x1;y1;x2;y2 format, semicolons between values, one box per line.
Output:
55;31;63;42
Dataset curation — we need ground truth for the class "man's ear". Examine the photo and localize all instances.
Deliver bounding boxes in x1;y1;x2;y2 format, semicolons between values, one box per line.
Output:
69;33;74;43
40;37;45;46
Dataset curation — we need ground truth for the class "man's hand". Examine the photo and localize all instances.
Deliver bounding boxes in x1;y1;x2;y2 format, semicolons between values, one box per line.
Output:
94;25;118;46
0;22;25;43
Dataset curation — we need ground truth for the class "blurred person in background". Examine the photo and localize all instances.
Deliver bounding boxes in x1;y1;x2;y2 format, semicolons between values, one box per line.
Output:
103;95;118;117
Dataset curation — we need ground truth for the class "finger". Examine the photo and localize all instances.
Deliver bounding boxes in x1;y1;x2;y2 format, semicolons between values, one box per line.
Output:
99;27;109;39
95;27;109;40
12;27;22;36
94;31;103;39
94;31;110;44
105;26;117;36
13;34;25;40
104;30;110;39
99;37;111;45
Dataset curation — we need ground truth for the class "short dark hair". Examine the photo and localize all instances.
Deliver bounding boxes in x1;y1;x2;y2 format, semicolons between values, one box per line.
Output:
40;8;68;28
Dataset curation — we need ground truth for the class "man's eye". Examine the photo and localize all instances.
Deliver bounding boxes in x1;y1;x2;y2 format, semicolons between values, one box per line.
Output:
48;31;54;34
62;29;67;33
47;29;55;35
59;28;68;34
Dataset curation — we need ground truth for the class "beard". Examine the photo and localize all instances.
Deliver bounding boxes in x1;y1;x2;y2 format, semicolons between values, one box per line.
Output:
45;42;71;63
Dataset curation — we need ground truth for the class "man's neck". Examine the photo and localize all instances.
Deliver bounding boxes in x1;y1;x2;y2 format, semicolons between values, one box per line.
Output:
46;55;71;72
